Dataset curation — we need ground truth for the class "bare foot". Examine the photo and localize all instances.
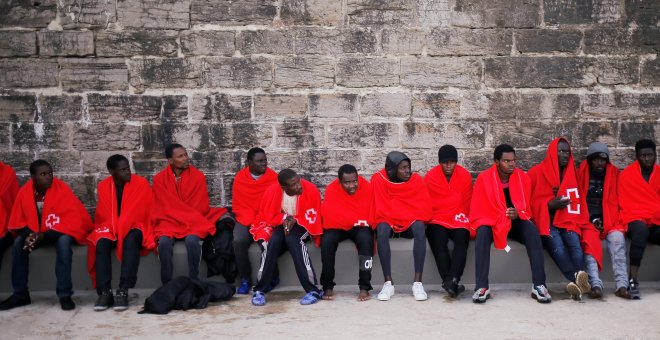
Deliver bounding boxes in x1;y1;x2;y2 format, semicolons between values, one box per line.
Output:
322;289;334;300
358;289;371;301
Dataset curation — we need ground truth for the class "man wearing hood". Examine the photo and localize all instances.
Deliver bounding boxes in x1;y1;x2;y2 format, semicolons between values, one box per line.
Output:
371;151;432;301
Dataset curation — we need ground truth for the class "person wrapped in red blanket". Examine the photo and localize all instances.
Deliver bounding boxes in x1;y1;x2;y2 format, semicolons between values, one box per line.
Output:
0;161;19;273
0;160;93;311
88;155;155;312
470;144;550;304
152;144;229;285
320;164;374;301
249;169;323;306
371;151;432;302
231;147;279;294
424;145;472;298
528;137;593;300
618;139;660;299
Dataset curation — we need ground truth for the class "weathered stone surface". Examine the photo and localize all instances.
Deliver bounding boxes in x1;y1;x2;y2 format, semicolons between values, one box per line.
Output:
236;30;294;55
515;29;581;53
59;174;98;206
87;94;162;123
0;125;9;148
607;148;636;170
451;0;541;28
60;58;128;92
300;149;361;173
625;0;660;26
191;0;277;26
117;0;190;29
0;59;58;88
428;28;511;56
128;58;202;89
487;92;580;120
73;124;141;151
294;28;378;55
97;30;178;57
306;174;336;195
583;28;658;54
573;121;619;148
38;95;83;123
132;152;167;174
281;0;342;25
0;31;36;57
360;93;412;118
142;123;210;152
489;121;576;149
641;58;660;85
38;31;94;56
162;95;188;122
58;0;117;29
347;0;416;26
400;57;481;88
484;57;595;88
595;57;639;85
210;123;273;149
0;93;37;122
181;31;235;56
620;121;658;147
327;123;399;148
582;92;659;119
254;95;307;119
202;57;272;89
274;121;325;149
190;93;251;122
12;123;70;151
336;57;399;87
381;28;425;55
38;150;81;173
544;0;622;25
412;92;489;120
274;56;334;88
0;151;34;172
308;94;358;120
463;149;495;174
402;122;486;149
81;151;124;174
267;151;302;171
0;0;57;28
190;150;244;174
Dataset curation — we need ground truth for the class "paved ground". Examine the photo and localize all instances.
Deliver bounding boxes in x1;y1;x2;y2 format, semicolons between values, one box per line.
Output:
1;283;659;339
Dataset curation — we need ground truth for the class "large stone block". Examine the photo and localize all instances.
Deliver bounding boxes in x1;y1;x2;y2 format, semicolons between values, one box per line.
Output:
300;149;362;173
0;125;9;148
87;94;162;123
117;0;190;29
58;0;117;29
595;57;639;85
515;29;581;53
38;150;81;173
412;92;489;120
60;58;128;92
128;58;203;89
463;149;495;174
402;122;486;149
38;95;83;123
0;93;37;122
132;152;167;175
142;123;210;152
73;124;141;151
236;30;294;55
191;0;277;26
489;121;576;149
38;31;94;56
0;0;57;28
641;58;660;85
484;57;595;88
293;27;377;55
347;0;417;26
281;0;342;25
381;28;426;55
451;0;541;28
254;95;307;119
266;151;302;171
58;174;98;206
400;56;481;88
162;95;188;122
360;93;412;118
543;0;622;25
0;31;36;57
427;28;511;56
190;93;252;122
202;57;273;89
273;121;325;149
96;30;178;57
0;151;34;172
210;123;273;150
0;59;58;88
308;94;358;120
625;0;660;26
486;92;580;120
582;92;659;119
81;151;125;174
620;121;658;147
573;121;619;148
190;150;244;175
273;56;334;88
180;31;235;56
583;28;660;54
336;57;399;88
327;123;400;148
12;123;70;151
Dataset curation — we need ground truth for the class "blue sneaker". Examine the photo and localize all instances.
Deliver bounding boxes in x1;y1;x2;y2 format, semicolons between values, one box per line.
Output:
300;291;323;305
263;277;280;293
251;291;266;306
237;279;251;295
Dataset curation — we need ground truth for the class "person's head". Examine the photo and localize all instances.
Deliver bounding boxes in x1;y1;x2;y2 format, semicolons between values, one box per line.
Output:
278;168;302;196
635;139;656;171
165;143;189;171
385;151;412;182
586;142;610;174
493;144;516;176
557;138;571;168
437;144;458;177
338;164;359;195
107;154;131;184
247;147;267;176
29;159;53;192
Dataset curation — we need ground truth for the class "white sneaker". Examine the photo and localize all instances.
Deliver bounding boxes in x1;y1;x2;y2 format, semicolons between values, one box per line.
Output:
377;281;395;301
412;282;428;301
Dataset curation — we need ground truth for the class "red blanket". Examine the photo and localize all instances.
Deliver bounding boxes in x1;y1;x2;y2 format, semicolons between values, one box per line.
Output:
469;165;532;250
152;165;226;240
424;164;473;235
0;162;19;238
370;169;432;232
231;167;278;226
322;176;373;230
618;160;660;226
8;177;93;244
577;161;624;236
250;179;322;243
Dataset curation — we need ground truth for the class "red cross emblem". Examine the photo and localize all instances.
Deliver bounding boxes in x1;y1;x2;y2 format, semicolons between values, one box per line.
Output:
565;188;580;214
354;220;369;227
45;213;60;229
305;208;317;224
454;213;469;224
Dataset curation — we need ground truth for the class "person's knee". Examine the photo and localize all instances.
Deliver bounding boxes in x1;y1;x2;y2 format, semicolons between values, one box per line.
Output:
56;235;74;249
376;223;391;238
184;235;201;248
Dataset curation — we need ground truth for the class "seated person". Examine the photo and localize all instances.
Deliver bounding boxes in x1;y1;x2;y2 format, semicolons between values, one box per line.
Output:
0;161;19;273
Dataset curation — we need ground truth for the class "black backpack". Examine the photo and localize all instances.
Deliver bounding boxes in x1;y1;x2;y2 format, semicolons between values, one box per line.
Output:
202;215;238;283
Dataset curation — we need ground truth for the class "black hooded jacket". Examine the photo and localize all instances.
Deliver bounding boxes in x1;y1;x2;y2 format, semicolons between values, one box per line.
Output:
385;151;411;183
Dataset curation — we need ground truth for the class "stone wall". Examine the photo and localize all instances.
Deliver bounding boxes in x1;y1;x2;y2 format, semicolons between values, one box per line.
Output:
0;0;658;209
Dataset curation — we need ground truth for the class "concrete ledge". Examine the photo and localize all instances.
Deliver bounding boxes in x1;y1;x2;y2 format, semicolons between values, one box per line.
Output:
1;239;659;293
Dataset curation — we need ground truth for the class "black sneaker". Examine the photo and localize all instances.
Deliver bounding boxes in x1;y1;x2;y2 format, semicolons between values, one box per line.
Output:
94;290;114;311
452;278;466;296
114;288;128;311
60;296;76;311
629;279;641;300
442;281;457;297
0;294;31;311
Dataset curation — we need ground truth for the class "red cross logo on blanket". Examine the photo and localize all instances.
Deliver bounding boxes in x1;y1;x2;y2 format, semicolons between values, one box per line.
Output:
565;188;580;215
95;226;110;234
454;213;469;224
305;208;318;224
354;220;369;227
45;213;60;229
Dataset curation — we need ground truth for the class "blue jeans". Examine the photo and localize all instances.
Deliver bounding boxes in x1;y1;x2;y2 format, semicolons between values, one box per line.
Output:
12;232;75;298
542;225;584;282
